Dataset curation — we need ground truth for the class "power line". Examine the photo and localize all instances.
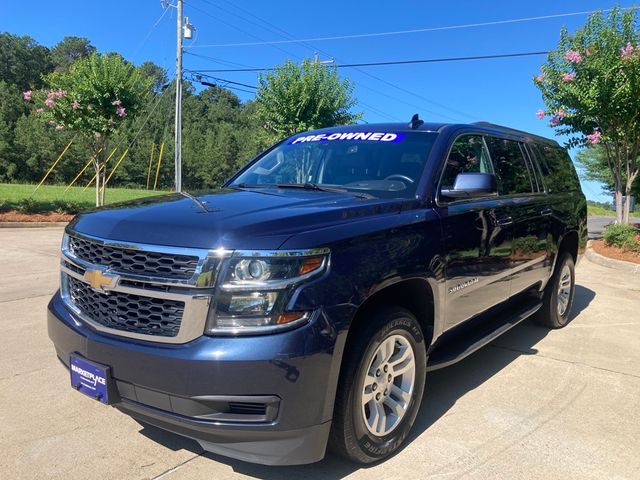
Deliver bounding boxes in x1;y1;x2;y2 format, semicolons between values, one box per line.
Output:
192;50;549;72
198;0;479;121
185;7;628;49
131;5;172;60
187;49;550;121
185;0;463;122
185;50;257;69
185;0;470;121
186;70;404;121
185;70;257;89
182;0;304;63
183;0;403;122
197;80;256;94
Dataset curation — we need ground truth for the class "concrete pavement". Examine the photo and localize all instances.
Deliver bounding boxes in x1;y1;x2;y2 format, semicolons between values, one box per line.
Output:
1;226;639;479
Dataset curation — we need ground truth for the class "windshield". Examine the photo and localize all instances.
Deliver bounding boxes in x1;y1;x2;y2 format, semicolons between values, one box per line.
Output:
230;131;438;198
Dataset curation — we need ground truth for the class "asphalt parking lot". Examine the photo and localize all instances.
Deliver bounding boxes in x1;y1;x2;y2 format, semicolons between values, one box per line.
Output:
1;226;639;479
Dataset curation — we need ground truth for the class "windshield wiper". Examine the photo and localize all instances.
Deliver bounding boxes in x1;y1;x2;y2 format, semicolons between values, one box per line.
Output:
227;182;255;190
276;183;374;199
179;190;208;212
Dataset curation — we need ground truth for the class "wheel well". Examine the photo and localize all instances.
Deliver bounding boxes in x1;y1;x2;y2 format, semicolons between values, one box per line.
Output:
347;279;435;347
559;230;579;263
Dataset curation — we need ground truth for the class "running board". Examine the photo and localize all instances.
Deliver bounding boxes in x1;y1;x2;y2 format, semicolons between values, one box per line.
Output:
427;300;542;371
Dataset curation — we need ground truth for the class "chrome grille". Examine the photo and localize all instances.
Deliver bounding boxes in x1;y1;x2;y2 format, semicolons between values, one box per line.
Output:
67;276;185;337
69;236;199;279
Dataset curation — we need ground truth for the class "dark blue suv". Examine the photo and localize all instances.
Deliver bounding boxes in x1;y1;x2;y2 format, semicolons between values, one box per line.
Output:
48;118;587;465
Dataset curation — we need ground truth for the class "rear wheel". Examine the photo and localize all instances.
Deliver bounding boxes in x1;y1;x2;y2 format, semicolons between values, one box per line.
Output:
330;307;427;463
535;252;575;329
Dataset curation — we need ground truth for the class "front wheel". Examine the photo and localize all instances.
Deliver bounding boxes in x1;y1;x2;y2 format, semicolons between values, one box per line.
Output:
534;252;575;329
330;307;427;463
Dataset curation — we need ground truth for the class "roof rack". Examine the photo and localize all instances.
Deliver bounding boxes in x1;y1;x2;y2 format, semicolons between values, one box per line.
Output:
472;121;532;136
472;121;557;145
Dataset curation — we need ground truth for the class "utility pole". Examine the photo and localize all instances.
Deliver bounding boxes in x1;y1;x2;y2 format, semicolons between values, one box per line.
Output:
174;0;183;192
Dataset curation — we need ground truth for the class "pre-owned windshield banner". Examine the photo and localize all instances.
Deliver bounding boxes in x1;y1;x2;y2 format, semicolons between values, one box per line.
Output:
289;132;406;144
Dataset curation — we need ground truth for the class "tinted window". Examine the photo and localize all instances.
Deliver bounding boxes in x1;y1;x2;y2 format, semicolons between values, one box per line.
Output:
531;143;581;193
440;135;493;190
486;137;533;195
232;132;437;199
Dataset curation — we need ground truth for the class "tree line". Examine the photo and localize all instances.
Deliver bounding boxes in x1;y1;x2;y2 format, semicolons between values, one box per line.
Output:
0;33;263;192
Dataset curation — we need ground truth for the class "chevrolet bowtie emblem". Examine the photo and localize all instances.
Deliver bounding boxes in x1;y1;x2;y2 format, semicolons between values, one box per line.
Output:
83;269;118;291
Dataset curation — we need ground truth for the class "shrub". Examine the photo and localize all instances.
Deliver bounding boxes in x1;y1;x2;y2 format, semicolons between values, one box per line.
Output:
51;200;83;214
15;198;40;213
622;237;640;253
603;223;640;251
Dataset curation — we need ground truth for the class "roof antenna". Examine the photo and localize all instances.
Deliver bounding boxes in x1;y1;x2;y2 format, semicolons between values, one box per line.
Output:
409;113;424;129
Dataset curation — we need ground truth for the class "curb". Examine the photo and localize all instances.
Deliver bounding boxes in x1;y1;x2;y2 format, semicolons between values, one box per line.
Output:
0;222;68;229
586;240;640;274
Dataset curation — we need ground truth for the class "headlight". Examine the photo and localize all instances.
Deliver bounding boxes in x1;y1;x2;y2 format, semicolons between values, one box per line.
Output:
205;249;329;335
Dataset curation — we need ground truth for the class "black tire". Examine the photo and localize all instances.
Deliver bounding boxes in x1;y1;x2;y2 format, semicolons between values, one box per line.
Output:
329;307;427;464
534;252;575;329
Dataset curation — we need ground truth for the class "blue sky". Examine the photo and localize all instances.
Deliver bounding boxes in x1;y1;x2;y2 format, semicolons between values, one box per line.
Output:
3;0;636;202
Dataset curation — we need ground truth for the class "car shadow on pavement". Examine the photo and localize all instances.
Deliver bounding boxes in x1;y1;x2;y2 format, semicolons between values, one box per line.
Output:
137;284;596;479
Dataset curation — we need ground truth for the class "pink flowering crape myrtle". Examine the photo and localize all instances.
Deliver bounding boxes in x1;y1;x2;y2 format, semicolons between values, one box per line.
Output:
586;130;602;145
565;49;583;63
621;42;634;60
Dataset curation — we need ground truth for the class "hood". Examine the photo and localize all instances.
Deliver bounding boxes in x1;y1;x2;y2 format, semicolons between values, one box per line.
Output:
68;188;411;250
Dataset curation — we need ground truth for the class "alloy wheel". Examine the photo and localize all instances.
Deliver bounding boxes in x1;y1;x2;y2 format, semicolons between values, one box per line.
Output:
361;334;416;437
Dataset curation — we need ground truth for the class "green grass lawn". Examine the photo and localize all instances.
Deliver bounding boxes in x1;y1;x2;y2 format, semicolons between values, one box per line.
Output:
0;183;169;214
587;203;616;217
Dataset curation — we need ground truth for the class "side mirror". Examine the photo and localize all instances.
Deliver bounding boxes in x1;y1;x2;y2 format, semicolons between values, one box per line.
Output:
440;172;498;199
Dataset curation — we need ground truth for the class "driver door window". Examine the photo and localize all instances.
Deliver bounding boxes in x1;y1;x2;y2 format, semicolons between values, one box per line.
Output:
440;135;493;191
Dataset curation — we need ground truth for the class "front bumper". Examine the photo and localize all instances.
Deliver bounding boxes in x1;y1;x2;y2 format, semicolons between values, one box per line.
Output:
47;292;344;465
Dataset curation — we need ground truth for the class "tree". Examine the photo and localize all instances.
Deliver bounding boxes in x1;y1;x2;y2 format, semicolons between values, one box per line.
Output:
182;84;260;188
26;53;151;206
138;61;169;94
534;7;640;224
576;145;640;201
0;81;30;181
50;36;96;73
0;33;52;89
253;59;361;146
0;32;266;193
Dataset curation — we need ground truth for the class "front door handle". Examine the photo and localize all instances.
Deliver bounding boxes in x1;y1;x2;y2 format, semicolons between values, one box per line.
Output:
540;208;553;217
496;216;513;226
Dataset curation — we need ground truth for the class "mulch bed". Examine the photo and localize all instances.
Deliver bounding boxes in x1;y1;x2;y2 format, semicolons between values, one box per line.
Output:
0;211;73;223
591;239;640;265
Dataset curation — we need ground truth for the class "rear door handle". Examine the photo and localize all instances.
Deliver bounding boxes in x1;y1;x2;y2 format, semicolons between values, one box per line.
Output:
540;208;553;217
496;216;513;226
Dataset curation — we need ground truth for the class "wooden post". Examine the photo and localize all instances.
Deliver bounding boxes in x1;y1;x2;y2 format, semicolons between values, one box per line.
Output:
146;143;156;189
102;148;130;190
32;140;74;193
154;142;165;191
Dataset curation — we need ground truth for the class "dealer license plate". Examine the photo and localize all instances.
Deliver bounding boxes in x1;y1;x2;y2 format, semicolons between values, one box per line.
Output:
69;354;111;404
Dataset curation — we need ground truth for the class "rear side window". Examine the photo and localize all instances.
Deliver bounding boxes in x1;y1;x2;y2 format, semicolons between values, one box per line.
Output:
440;135;493;190
531;143;581;193
486;137;534;195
